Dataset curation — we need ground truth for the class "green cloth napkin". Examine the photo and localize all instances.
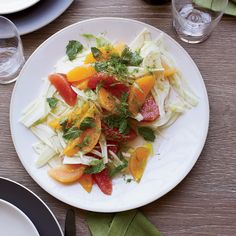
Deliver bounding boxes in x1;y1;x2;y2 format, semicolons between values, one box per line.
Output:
193;0;236;16
87;210;163;236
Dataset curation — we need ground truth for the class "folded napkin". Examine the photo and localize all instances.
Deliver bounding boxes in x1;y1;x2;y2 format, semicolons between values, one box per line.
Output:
193;0;236;16
87;210;163;236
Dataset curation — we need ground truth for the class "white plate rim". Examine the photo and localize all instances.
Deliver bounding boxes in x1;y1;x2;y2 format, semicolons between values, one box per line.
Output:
0;177;63;235
10;17;210;212
0;0;40;15
0;198;39;236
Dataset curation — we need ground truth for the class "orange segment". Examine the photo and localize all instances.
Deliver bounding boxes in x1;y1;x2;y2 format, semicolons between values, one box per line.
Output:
63;114;101;156
128;75;155;115
78;174;93;193
48;164;86;184
129;147;150;182
67;65;96;82
164;68;177;77
98;87;117;112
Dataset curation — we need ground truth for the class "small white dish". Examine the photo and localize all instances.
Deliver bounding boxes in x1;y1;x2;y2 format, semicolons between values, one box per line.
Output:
0;199;39;236
0;0;40;15
10;17;209;212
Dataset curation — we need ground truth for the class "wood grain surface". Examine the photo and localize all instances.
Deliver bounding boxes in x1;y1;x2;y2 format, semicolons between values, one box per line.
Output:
0;0;236;235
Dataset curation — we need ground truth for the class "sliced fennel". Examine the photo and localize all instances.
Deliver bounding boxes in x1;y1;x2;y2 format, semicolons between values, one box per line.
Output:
31;124;57;150
99;134;108;164
129;28;151;52
140;41;163;69
128;66;164;78
35;145;57;168
48;155;62;168
63;155;98;165
20;79;56;128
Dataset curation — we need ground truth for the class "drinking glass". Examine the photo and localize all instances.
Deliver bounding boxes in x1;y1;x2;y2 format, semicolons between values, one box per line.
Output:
0;16;25;84
172;0;228;44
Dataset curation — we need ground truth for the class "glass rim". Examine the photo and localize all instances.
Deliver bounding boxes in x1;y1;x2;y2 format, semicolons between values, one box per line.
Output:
0;16;21;38
172;0;229;24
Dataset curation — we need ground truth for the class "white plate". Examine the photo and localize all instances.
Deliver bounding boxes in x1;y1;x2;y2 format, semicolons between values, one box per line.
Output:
5;0;74;35
0;199;39;236
10;18;209;212
0;0;40;14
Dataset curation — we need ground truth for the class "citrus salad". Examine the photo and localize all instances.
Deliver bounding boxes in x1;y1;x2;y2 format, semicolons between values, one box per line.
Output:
20;29;198;195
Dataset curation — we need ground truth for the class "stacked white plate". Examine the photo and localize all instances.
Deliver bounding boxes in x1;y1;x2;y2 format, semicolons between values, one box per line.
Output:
0;0;74;35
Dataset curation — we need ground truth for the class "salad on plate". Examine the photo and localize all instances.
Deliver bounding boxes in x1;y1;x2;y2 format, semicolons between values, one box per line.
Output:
20;29;198;195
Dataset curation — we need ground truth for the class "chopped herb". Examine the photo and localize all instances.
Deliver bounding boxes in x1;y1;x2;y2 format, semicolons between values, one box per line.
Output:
63;126;82;140
109;161;128;177
91;47;102;60
137;127;155;142
103;93;130;134
80;117;96;130
47;97;58;109
85;160;105;174
115;93;130;117
94;61;108;72
77;135;91;148
94;55;128;81
126;178;133;183
66;40;83;61
103;115;130;135
121;47;143;66
118;119;128;134
59;117;69;132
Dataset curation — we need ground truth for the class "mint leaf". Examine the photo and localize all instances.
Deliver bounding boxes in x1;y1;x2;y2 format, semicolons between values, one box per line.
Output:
66;40;83;61
63;127;82;140
80;117;96;130
91;47;102;60
137;127;155;142
85;160;105;174
47;97;58;109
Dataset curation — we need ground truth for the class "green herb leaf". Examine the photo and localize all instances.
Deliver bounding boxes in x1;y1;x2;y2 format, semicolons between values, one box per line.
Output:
94;61;108;72
76;135;91;149
121;47;143;66
85;160;105;174
130;51;143;66
109;161;128;177
47;97;58;109
81;33;95;40
66;40;83;61
91;47;102;60
118;119;128;134
63;127;82;140
137;127;155;142
59;117;69;132
94;55;128;81
80;117;96;130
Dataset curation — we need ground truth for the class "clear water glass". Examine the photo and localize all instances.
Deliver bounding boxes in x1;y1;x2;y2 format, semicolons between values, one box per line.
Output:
0;16;25;84
172;0;228;44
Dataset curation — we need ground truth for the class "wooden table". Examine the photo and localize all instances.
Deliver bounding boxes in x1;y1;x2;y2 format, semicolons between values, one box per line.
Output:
1;0;236;235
